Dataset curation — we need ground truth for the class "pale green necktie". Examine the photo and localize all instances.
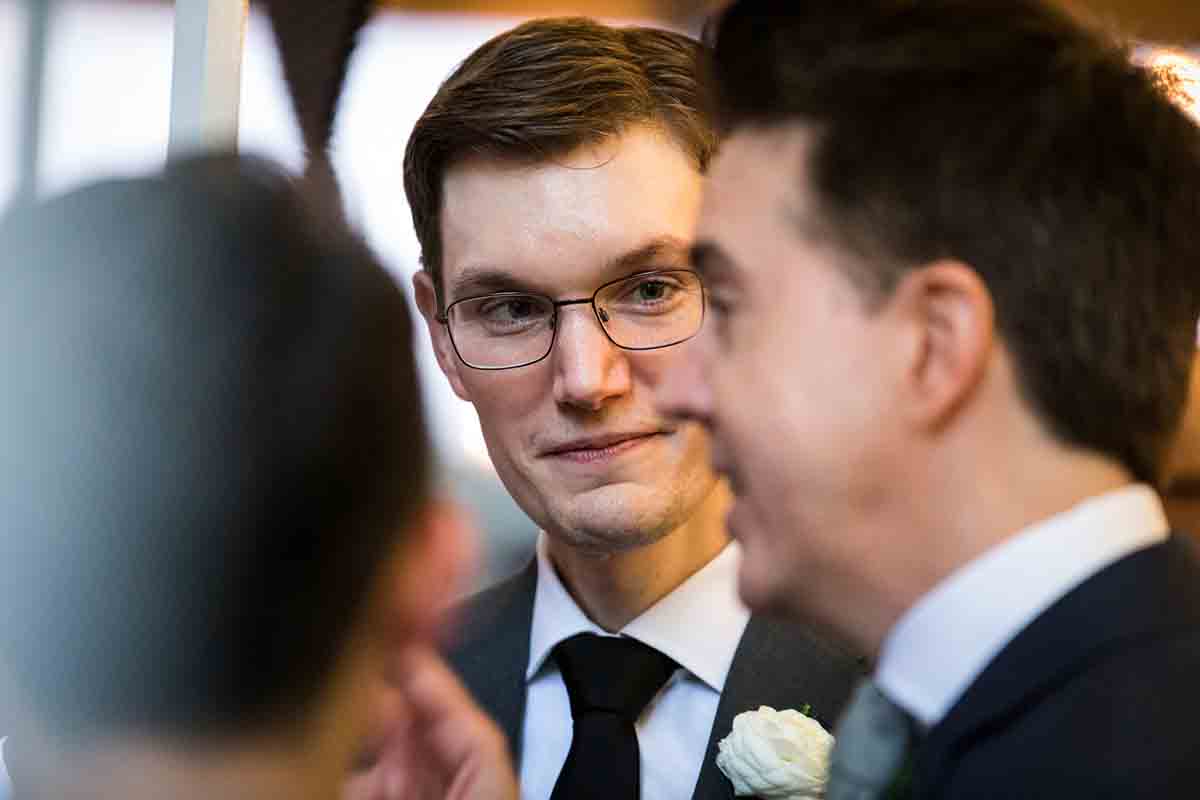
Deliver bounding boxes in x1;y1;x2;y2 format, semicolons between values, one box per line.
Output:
827;679;916;800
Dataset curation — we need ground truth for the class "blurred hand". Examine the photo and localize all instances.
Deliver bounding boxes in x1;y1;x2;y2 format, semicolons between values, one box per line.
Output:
343;646;517;800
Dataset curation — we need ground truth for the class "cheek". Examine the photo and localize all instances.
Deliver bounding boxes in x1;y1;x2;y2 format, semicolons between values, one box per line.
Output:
457;369;551;475
716;324;853;515
460;369;545;431
709;337;785;465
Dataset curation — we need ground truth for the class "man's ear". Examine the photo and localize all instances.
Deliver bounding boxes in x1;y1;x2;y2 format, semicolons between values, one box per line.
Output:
891;260;995;431
413;270;471;402
381;499;479;649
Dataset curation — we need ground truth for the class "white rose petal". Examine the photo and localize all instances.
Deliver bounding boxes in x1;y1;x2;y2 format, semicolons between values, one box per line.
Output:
715;705;835;799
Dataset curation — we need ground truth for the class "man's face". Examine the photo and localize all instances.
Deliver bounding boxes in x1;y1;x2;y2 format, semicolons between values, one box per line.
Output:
658;128;904;616
416;126;718;552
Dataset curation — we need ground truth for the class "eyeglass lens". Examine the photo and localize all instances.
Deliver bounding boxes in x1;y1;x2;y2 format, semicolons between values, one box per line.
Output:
446;270;703;369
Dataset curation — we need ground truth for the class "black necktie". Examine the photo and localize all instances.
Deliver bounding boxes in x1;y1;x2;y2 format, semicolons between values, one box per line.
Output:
550;633;678;800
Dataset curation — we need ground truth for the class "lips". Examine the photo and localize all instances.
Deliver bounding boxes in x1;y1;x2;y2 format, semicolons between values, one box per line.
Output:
540;430;665;459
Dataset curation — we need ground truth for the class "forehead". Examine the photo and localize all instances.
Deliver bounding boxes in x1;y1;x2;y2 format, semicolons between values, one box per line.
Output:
702;127;814;240
694;127;821;282
439;126;702;295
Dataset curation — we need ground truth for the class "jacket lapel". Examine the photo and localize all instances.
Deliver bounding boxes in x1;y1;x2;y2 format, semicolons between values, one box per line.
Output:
449;563;866;799
691;615;866;800
916;535;1200;795
445;560;538;760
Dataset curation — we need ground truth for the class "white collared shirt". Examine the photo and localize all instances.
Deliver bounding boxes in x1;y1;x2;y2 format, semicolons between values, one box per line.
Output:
519;535;750;800
875;484;1169;729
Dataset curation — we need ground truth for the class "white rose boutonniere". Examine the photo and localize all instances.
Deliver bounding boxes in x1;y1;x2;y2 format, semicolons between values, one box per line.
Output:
716;705;835;799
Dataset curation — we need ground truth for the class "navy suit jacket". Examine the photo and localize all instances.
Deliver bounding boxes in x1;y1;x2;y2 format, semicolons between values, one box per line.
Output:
912;534;1200;799
445;559;864;800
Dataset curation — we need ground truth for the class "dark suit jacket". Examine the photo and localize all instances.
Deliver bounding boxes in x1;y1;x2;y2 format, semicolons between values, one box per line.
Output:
913;534;1200;799
446;559;864;800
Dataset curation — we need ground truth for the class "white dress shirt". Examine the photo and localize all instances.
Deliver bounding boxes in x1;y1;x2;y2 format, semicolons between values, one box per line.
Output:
875;484;1169;730
519;535;750;800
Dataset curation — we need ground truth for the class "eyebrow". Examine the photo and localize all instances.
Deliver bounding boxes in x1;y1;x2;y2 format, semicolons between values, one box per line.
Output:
448;267;532;300
448;235;695;301
604;235;692;275
688;240;736;283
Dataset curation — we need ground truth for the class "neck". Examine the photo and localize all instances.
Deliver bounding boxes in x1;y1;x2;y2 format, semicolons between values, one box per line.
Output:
824;422;1137;661
546;483;731;631
45;734;341;800
1164;488;1200;538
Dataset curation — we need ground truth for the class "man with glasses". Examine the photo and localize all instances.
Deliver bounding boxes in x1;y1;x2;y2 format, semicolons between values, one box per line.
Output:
362;17;862;800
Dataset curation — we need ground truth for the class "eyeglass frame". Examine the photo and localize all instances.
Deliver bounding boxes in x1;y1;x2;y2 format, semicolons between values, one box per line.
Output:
434;268;707;371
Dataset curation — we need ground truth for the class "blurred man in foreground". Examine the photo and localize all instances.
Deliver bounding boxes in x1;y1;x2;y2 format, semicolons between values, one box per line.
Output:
660;1;1200;797
389;17;860;800
0;155;515;800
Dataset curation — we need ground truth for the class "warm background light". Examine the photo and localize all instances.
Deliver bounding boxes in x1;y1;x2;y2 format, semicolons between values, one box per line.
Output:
1144;47;1200;122
374;0;1200;43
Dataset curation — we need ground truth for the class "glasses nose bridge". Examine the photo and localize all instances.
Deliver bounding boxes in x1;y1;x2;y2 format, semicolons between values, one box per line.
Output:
549;293;629;409
548;295;620;366
552;295;610;330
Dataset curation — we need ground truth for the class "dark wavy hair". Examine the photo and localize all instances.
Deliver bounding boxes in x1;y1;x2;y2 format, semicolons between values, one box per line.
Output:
708;0;1200;484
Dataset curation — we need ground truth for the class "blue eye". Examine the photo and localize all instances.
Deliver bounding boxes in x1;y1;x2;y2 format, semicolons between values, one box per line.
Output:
607;275;687;313
481;297;539;321
458;294;553;336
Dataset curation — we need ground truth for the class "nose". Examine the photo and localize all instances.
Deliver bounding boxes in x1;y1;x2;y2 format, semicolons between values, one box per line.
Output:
654;329;714;429
552;305;632;411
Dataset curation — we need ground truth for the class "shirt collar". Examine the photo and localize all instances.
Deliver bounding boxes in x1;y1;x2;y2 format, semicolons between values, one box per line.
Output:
875;483;1169;729
527;534;750;691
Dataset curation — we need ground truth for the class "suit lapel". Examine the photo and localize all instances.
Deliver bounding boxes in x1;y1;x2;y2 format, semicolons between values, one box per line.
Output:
446;560;538;760
691;615;866;800
450;563;865;799
916;535;1200;795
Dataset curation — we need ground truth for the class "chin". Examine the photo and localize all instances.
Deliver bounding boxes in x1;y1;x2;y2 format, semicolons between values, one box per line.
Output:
544;494;683;555
552;526;668;556
528;462;718;553
736;562;792;617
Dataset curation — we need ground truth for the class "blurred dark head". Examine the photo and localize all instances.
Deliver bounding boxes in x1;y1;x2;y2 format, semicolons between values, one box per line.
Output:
403;16;714;305
0;154;431;744
707;0;1200;484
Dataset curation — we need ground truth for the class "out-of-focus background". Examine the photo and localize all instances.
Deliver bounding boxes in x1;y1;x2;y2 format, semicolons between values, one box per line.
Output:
0;0;1197;586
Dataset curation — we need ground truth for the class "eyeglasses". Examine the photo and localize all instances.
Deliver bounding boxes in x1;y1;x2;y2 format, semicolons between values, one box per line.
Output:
437;269;706;370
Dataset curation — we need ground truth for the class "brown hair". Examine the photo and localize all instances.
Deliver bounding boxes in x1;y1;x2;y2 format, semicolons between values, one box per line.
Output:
403;17;714;304
708;0;1200;485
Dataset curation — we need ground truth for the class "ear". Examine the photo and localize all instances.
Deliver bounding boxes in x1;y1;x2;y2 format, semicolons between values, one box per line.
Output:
891;260;994;430
413;270;471;402
379;499;479;649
